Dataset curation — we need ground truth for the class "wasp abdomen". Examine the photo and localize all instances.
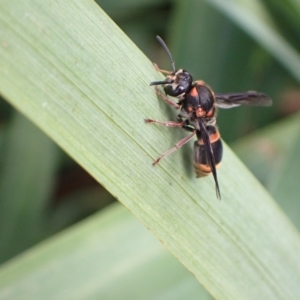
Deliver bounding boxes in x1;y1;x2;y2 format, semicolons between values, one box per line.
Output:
193;126;223;177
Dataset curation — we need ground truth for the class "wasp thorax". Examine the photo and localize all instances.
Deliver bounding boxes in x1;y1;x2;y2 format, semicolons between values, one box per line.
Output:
184;84;215;113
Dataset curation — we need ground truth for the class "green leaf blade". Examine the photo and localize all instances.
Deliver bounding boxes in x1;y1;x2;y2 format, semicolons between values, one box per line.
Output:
0;1;300;299
0;204;211;300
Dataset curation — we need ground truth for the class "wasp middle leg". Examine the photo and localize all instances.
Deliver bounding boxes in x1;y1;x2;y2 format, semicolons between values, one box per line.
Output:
144;119;184;127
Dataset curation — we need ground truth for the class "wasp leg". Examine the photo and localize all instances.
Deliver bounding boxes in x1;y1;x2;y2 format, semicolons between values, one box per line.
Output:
153;131;196;166
145;119;184;127
153;63;173;75
154;86;180;109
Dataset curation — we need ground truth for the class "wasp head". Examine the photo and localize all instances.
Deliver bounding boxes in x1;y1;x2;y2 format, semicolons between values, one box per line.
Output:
164;69;193;97
150;69;193;97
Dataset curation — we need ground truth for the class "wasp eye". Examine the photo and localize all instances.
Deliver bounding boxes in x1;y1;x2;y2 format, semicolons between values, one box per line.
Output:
176;86;186;94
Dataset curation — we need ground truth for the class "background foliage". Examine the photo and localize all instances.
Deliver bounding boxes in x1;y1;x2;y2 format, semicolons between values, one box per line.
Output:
0;0;300;299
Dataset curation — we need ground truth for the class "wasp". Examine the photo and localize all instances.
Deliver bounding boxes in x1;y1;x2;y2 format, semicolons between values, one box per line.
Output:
145;36;272;199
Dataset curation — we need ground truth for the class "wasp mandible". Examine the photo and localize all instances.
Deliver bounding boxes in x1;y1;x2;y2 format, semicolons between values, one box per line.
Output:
146;36;272;199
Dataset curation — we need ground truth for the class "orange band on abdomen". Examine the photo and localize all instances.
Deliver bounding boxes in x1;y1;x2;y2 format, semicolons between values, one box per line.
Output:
194;162;221;177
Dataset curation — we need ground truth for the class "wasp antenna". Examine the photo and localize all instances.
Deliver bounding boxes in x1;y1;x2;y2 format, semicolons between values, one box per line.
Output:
156;36;176;73
150;80;173;86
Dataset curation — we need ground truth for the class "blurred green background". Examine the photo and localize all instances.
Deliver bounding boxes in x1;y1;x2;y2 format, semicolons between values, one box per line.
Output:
0;0;300;299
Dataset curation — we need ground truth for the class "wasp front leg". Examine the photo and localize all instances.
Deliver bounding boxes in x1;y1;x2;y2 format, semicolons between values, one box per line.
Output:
153;63;173;75
154;86;180;109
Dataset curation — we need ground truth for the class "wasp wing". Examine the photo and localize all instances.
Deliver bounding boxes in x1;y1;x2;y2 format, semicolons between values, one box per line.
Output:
215;91;272;109
198;118;221;199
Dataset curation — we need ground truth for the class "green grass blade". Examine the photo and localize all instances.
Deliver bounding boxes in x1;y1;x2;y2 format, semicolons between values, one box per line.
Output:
232;113;300;231
0;112;58;262
0;204;212;300
205;0;300;81
0;1;300;299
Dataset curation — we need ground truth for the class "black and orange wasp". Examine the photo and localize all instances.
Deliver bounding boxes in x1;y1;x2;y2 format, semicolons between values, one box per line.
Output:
145;36;272;199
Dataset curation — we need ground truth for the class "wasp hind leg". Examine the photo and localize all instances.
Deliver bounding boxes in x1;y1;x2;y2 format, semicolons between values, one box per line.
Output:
152;131;196;166
145;116;195;165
